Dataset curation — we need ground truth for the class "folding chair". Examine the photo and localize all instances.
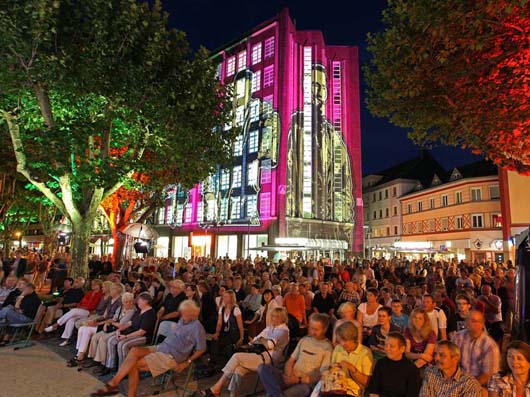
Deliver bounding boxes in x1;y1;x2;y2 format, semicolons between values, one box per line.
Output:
0;304;45;350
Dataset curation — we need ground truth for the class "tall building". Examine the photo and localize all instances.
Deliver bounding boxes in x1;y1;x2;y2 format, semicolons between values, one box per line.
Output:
362;151;446;257
153;9;362;259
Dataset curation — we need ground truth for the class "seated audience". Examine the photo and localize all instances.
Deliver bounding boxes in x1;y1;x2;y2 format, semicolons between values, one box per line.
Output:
0;276;17;306
312;282;336;316
419;340;482;397
256;313;333;397
284;283;307;327
0;282;41;345
447;293;472;338
390;299;409;332
333;302;363;344
200;307;290;396
422;294;447;340
488;340;530;397
368;332;421;397
451;310;500;389
357;288;382;338
404;308;436;369
368;307;400;361
90;299;206;397
94;292;156;376
44;279;104;346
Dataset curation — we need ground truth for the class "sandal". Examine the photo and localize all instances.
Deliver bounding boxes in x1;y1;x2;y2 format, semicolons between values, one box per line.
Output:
67;357;82;367
89;383;119;396
199;389;220;396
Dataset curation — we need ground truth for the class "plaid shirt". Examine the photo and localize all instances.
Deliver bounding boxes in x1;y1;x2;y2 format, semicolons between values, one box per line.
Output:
488;373;530;397
419;366;482;397
451;329;500;378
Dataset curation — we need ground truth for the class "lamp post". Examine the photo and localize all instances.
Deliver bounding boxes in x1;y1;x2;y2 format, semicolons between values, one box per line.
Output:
14;231;22;248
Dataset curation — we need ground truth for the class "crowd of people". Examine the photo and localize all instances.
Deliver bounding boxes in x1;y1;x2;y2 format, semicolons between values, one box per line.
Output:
0;250;528;397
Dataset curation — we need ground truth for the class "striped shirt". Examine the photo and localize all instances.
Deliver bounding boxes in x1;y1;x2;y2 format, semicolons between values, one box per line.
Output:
451;329;500;379
419;366;482;397
488;373;530;397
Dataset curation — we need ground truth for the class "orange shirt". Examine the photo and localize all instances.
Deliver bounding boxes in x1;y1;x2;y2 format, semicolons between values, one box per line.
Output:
284;293;306;324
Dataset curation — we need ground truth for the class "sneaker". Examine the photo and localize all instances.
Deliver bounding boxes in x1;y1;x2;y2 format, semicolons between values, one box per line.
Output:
44;325;55;333
59;340;70;347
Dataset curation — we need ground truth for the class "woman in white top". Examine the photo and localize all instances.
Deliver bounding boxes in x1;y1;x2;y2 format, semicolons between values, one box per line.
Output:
357;288;382;339
201;307;290;397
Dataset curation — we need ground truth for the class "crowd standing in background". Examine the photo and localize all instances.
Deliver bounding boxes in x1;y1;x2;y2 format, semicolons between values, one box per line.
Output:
0;248;528;397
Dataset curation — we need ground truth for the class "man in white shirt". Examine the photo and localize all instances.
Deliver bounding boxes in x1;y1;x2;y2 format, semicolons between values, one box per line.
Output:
423;294;447;340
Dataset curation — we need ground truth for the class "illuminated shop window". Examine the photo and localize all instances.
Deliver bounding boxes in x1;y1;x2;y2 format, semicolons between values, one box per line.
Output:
251;70;261;93
232;165;242;188
226;56;235;76
220;198;229;220
264;37;275;59
251;43;262;65
248;130;259;153
263;65;274;87
237;51;247;71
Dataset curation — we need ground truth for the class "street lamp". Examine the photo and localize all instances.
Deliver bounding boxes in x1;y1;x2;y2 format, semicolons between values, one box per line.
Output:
14;231;22;247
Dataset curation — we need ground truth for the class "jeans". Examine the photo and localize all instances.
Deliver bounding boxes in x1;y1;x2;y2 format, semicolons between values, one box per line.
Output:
257;364;312;397
0;307;32;324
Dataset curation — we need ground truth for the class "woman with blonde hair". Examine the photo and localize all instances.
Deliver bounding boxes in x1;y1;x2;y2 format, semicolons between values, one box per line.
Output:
404;308;436;368
211;290;245;367
333;302;363;344
200;307;290;397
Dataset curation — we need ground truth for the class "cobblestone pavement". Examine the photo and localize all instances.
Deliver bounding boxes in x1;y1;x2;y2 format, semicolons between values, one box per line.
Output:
0;341;265;397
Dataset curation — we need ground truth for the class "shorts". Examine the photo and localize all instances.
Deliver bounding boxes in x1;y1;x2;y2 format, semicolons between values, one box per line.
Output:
144;347;178;377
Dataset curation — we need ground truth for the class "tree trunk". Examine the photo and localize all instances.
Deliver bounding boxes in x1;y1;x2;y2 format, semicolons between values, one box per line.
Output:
112;231;126;270
70;221;92;278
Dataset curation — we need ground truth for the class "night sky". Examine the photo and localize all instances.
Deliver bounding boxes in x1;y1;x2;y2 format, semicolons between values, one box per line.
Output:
166;0;481;175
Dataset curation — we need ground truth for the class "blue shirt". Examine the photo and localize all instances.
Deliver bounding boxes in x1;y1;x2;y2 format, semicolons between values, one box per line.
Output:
157;319;206;363
391;313;409;332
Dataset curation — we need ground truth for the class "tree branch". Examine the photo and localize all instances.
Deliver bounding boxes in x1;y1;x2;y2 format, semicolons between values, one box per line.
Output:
33;83;56;129
1;110;67;216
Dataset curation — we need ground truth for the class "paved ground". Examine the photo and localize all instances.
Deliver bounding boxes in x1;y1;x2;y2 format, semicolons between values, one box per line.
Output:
0;341;264;397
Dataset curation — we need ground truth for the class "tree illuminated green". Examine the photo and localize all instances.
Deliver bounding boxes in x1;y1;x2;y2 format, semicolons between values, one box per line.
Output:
0;0;234;276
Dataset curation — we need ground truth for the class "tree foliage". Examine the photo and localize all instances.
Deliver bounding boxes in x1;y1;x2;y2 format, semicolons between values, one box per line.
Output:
0;0;234;275
364;0;530;174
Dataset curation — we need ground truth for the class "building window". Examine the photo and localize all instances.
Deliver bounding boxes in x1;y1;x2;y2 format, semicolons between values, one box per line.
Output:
441;194;448;207
407;204;412;214
232;166;242;188
373;211;377;220
220;169;230;190
231;196;241;219
372;193;376;202
206;199;215;221
226;56;235;76
248;129;259;153
385;189;388;199
456;216;464;229
441;218;448;231
471;187;482;201
184;204;192;223
251;43;262;65
260;192;271;216
386;227;390;236
379;209;383;218
379;191;382;201
417;221;423;233
247;194;258;216
237;51;246;71
263;95;273;115
264;37;275;59
392;187;397;197
428;219;435;232
263;65;274;87
472;214;484;228
220;198;229;220
247;161;258;185
196;202;203;223
394;226;398;235
429;197;435;209
249;101;260;122
455;191;463;204
417;201;423;211
489;185;500;199
393;206;398;216
233;134;243;156
385;208;389;217
261;159;272;184
176;204;184;225
157;207;166;224
235;105;245;126
251;70;261;93
235;78;246;98
492;214;503;228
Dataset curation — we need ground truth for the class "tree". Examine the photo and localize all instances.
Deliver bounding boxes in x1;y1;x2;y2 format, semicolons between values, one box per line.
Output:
364;0;530;174
0;0;234;277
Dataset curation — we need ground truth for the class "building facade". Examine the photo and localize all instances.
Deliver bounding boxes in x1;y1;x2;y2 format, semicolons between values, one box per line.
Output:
153;9;363;259
400;162;504;262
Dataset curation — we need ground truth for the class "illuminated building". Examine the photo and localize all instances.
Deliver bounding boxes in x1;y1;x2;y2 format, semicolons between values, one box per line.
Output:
153;9;362;259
